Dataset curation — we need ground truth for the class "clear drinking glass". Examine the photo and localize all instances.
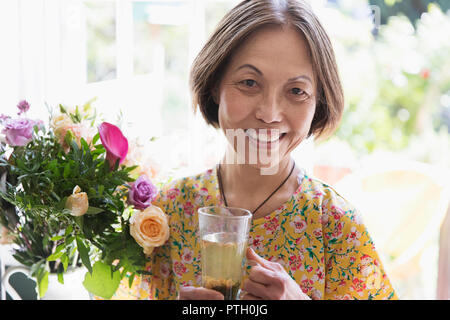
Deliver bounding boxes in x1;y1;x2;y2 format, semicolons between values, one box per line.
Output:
198;206;252;300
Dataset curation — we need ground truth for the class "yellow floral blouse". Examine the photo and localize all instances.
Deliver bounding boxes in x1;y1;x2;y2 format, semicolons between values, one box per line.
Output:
114;166;397;300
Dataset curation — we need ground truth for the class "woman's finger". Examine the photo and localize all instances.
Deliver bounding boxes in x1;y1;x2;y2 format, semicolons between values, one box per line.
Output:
248;264;278;286
178;285;224;300
241;292;263;300
243;278;268;299
246;247;271;268
246;247;279;271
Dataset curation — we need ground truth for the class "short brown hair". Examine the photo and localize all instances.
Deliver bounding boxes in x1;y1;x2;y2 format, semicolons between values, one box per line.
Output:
189;0;344;139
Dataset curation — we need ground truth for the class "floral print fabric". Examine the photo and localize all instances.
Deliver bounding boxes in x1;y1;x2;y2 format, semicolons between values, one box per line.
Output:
130;166;397;300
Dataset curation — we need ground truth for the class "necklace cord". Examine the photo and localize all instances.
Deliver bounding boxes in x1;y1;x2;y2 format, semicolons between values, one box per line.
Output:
217;161;296;215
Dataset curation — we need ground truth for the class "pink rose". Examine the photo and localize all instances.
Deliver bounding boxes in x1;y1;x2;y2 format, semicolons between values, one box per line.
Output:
2;118;38;146
57;123;95;152
128;175;157;210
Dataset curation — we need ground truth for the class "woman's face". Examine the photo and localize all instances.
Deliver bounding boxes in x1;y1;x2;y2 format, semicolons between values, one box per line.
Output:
217;25;317;168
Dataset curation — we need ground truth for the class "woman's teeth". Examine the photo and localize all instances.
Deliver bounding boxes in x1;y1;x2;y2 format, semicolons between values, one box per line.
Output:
245;129;284;143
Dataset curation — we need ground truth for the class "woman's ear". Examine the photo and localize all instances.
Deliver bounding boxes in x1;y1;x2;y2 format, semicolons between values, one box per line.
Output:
211;86;220;105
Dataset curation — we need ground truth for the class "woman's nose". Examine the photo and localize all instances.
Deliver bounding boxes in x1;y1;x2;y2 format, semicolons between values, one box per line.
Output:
255;92;283;123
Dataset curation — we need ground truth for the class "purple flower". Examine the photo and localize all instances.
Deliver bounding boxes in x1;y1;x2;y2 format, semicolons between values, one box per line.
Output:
1;118;37;146
17;100;30;115
128;175;158;210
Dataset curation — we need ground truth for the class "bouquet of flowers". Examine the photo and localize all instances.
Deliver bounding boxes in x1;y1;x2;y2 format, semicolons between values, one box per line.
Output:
0;100;168;299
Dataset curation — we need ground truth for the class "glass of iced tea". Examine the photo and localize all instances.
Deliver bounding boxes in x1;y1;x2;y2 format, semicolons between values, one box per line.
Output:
198;206;252;300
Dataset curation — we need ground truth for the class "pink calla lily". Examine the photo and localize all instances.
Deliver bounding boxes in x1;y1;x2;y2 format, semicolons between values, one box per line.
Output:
98;122;128;169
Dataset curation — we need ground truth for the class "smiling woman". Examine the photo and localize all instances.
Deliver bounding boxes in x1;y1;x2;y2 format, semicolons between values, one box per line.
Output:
190;1;344;141
131;0;398;300
215;25;317;177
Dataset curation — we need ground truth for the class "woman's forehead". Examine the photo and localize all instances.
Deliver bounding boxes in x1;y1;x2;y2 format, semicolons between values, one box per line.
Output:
226;25;314;81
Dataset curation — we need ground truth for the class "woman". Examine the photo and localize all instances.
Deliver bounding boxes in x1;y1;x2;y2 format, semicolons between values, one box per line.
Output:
137;0;397;300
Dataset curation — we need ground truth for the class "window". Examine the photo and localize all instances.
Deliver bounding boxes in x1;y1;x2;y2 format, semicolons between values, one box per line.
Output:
0;0;239;177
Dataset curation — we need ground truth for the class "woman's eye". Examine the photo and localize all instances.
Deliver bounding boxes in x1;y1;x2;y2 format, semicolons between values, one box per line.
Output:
240;79;257;87
291;87;304;95
290;87;309;100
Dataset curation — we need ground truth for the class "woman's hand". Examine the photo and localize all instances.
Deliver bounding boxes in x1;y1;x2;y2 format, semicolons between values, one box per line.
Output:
242;248;311;300
178;285;224;300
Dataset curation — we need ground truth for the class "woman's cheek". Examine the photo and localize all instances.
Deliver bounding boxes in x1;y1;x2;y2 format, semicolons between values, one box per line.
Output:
220;89;254;125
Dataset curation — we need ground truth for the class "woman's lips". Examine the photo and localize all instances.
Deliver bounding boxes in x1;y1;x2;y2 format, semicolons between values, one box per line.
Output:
246;131;286;149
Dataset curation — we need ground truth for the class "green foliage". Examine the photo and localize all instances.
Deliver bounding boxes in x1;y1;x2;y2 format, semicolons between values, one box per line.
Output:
82;260;122;299
0;102;150;299
333;4;450;156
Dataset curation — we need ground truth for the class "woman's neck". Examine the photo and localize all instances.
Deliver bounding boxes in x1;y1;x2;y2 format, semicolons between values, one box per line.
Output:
218;151;297;215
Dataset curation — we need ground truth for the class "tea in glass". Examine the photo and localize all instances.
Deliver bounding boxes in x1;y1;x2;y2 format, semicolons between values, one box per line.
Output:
198;206;252;300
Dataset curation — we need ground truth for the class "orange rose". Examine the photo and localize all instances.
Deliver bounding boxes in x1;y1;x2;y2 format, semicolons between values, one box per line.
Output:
130;205;169;256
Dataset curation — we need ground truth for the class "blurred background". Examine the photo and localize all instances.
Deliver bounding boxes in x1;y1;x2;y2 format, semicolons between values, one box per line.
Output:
0;0;449;299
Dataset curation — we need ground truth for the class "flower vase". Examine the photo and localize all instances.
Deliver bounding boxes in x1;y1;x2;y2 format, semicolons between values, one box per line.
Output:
41;267;91;300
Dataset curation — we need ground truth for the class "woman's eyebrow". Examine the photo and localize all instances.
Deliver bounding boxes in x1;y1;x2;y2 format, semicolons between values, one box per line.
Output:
288;75;312;84
235;64;263;75
235;64;312;84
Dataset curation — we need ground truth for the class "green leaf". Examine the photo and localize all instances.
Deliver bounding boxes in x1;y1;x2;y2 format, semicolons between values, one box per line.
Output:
65;225;73;237
76;236;92;273
36;268;49;299
74;216;83;231
98;185;104;196
64;130;76;150
43;235;50;248
57;271;64;284
86;206;104;215
60;253;69;272
82;260;122;299
128;273;135;288
65;236;75;246
46;250;65;262
63;163;71;179
55;243;66;254
92;133;100;145
30;260;46;278
59;104;67;114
